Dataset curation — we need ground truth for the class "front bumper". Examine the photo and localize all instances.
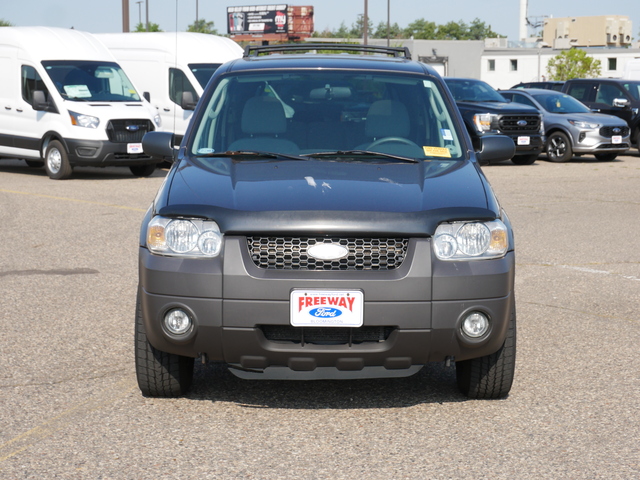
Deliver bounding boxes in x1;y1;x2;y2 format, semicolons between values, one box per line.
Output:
138;237;515;379
571;130;630;155
65;138;158;167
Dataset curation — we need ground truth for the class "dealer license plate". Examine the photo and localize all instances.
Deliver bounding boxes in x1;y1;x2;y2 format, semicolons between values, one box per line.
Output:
127;143;143;154
612;135;622;144
290;289;364;327
517;136;530;145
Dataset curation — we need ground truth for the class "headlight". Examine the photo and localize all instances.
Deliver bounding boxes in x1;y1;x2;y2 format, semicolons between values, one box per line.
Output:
433;220;508;261
68;110;99;129
568;119;600;129
147;216;223;257
153;113;162;128
473;113;498;133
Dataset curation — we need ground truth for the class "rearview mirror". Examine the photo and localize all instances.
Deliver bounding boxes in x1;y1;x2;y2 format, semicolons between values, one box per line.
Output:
476;135;516;165
613;98;629;108
142;131;177;162
180;91;198;111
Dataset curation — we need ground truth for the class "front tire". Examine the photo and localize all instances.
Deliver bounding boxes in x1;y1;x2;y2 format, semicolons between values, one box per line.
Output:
594;153;617;162
44;140;73;179
130;164;156;177
135;293;194;397
511;154;538;165
456;307;516;399
546;131;572;162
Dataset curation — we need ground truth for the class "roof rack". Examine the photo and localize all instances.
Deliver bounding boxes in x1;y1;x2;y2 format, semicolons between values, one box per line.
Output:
243;43;412;60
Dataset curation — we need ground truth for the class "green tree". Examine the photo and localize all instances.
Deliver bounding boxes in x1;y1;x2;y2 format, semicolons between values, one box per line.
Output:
134;22;162;32
187;19;218;35
404;18;437;39
0;18;13;26
372;21;403;39
349;14;374;38
436;20;467;40
546;49;601;80
467;18;501;40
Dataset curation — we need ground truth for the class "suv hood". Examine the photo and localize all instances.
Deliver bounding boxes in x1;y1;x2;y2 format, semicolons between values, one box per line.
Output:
455;100;539;114
157;158;499;236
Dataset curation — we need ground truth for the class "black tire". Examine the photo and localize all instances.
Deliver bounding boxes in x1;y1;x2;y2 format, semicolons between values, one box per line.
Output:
594;153;617;162
135;293;194;397
456;307;516;399
545;131;572;162
25;160;43;168
511;154;538;165
44;140;73;179
130;164;156;177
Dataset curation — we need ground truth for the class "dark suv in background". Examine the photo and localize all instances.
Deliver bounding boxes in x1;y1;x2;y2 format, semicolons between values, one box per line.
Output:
562;78;640;153
445;78;544;165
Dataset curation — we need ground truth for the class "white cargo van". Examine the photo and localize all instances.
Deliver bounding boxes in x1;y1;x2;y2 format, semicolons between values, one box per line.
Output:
96;32;242;138
0;27;162;179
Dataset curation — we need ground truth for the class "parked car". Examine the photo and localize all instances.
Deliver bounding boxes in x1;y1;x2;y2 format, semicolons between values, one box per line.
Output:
501;89;630;162
137;44;518;400
444;77;544;165
562;78;640;154
511;81;564;91
0;27;162;179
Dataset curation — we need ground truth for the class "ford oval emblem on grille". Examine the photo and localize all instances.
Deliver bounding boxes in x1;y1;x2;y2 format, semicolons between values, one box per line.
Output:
517;120;528;127
126;125;140;131
307;244;349;261
613;127;621;134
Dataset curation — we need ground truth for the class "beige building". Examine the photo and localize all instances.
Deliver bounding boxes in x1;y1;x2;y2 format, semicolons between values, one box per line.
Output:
542;15;633;48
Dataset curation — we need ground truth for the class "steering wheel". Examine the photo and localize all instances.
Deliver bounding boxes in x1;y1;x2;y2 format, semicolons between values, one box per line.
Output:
368;137;421;149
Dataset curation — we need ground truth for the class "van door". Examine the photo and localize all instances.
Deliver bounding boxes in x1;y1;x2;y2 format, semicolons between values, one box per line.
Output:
168;68;198;136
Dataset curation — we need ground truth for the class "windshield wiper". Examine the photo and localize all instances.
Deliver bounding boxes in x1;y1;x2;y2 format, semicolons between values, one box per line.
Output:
192;150;309;161
301;150;419;163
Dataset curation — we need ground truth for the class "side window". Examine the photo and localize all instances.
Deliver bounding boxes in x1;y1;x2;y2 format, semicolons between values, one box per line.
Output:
566;83;592;102
595;83;626;105
21;65;50;105
169;68;198;106
511;94;537;108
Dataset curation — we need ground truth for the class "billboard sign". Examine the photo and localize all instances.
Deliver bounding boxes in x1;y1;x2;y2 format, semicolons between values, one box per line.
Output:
227;5;288;35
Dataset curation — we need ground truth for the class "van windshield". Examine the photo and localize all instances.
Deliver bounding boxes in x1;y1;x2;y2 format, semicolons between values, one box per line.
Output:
189;63;222;88
42;60;141;102
190;71;463;161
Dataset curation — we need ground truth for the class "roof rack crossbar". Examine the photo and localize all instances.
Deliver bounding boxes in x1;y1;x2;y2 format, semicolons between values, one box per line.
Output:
243;43;412;60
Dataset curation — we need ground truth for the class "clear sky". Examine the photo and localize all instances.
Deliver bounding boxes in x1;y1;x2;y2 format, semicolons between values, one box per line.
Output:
2;0;639;42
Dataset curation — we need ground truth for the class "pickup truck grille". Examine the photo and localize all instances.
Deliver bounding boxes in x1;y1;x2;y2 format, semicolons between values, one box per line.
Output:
499;115;541;133
599;126;629;137
106;119;153;143
260;325;395;345
247;237;408;270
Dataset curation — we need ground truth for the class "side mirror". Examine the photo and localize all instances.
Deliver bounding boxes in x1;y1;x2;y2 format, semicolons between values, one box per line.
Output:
476;135;516;165
613;98;629;108
32;90;51;111
180;91;198;111
143;91;151;102
142;131;177;162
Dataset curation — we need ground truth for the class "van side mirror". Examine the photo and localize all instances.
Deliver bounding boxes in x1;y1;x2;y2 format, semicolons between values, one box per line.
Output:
180;91;198;111
143;91;151;102
613;98;630;108
32;90;52;112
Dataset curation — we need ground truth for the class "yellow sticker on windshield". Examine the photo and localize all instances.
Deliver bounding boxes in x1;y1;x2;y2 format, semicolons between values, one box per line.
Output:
423;146;451;158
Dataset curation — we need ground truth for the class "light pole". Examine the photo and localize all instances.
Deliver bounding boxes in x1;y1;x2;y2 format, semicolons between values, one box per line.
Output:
386;0;390;46
363;0;368;45
145;0;149;32
136;1;143;27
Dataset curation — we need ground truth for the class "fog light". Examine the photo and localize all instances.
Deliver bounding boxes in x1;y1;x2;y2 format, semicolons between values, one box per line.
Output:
461;312;490;338
164;309;192;335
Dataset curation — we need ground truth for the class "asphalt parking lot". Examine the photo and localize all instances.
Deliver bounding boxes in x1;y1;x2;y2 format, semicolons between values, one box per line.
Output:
0;153;639;479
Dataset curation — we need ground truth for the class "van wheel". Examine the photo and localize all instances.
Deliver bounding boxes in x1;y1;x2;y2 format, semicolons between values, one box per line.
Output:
134;293;194;397
130;164;156;177
44;140;73;179
456;307;516;399
546;132;572;162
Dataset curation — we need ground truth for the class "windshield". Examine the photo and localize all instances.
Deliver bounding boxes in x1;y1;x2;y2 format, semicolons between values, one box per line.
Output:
189;63;222;88
531;93;591;113
191;71;463;161
445;78;506;103
622;81;640;101
42;60;141;102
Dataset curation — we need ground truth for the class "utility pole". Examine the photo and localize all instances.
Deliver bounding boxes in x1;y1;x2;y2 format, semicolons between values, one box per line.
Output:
386;0;390;46
363;0;368;45
122;0;130;32
145;0;149;31
137;1;143;26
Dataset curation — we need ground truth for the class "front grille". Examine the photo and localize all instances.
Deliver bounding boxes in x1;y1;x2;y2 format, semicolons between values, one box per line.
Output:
106;119;153;143
247;237;409;270
499;115;541;133
260;325;395;345
599;126;629;137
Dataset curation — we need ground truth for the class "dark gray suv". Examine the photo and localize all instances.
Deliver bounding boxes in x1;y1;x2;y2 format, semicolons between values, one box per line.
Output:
137;44;517;399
